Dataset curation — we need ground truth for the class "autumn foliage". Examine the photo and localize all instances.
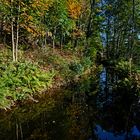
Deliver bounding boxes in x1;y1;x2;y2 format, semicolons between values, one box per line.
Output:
67;0;82;19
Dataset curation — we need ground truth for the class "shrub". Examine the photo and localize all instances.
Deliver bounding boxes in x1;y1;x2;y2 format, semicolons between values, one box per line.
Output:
69;61;84;75
80;57;92;70
115;60;135;77
0;61;55;108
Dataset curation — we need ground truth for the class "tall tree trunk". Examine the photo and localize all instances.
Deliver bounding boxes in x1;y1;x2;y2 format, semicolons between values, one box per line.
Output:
11;0;15;61
86;0;95;38
15;0;20;62
15;17;19;61
85;0;95;49
12;21;15;61
131;0;135;59
52;27;56;51
106;17;110;59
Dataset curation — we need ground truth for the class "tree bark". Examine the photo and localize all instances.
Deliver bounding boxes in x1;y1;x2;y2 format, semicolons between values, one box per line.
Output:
11;0;15;61
15;1;20;62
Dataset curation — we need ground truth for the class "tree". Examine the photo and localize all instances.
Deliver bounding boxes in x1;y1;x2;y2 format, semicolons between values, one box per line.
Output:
102;0;140;62
44;0;75;50
0;0;53;61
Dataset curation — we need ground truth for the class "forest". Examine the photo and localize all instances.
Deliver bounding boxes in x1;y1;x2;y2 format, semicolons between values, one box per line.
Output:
0;0;140;140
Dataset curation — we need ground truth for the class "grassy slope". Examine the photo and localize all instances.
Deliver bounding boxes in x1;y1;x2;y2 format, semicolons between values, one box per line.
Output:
0;46;96;109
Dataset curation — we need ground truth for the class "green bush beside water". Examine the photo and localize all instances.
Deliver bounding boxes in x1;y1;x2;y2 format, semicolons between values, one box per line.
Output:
0;61;55;108
0;47;96;109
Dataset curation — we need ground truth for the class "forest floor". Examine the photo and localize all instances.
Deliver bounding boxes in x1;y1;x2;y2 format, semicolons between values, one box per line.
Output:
24;47;92;85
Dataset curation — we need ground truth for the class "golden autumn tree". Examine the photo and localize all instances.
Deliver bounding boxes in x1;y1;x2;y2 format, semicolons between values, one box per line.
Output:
67;0;82;20
0;0;53;61
67;0;87;48
19;0;54;48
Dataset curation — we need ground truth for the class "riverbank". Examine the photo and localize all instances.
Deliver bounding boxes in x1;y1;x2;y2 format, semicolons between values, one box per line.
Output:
0;63;140;140
0;46;99;110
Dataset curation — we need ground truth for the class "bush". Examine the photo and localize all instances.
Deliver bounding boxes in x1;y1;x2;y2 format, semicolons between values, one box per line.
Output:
69;61;84;75
80;57;92;70
115;60;135;77
0;61;55;108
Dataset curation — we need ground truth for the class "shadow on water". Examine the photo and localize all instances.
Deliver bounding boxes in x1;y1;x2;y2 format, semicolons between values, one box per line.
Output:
0;66;140;140
92;67;140;140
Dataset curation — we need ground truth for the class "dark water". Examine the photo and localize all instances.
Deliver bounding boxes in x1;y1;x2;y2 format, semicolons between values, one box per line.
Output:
0;67;140;140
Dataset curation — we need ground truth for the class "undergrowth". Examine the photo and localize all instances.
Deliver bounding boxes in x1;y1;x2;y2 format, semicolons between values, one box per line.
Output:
0;61;55;109
0;47;95;109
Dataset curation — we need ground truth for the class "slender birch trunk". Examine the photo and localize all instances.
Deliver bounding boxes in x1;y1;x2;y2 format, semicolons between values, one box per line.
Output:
15;1;20;61
12;23;15;61
11;0;15;61
15;25;19;62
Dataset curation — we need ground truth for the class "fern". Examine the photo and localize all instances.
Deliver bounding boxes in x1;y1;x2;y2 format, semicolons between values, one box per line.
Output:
0;61;55;109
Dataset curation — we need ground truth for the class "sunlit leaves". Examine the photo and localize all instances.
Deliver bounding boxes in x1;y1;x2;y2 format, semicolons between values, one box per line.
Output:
0;0;54;38
67;0;82;19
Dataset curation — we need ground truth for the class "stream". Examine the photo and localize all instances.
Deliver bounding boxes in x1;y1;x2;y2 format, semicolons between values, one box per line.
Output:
0;67;140;140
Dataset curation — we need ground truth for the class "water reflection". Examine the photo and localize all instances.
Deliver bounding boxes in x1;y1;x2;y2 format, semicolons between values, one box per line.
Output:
91;67;140;140
0;67;140;140
95;125;126;140
94;125;140;140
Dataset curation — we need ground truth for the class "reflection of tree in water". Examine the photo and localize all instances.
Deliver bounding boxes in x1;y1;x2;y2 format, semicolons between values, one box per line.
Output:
66;103;89;140
64;77;98;140
93;67;140;139
0;67;140;140
0;81;98;140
